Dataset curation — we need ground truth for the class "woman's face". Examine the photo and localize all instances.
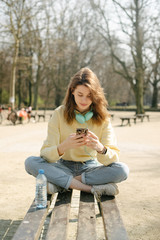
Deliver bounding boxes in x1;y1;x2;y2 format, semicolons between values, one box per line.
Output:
72;85;92;112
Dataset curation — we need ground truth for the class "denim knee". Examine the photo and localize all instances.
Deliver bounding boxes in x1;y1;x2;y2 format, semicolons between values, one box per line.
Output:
25;156;31;173
24;156;37;175
118;162;129;181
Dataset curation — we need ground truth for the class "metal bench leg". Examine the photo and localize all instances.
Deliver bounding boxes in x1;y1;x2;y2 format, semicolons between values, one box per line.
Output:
121;119;124;126
128;119;131;126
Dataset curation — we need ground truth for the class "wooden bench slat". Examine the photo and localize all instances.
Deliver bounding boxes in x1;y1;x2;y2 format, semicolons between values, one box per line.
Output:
46;191;72;240
76;192;96;240
100;195;129;240
12;200;50;240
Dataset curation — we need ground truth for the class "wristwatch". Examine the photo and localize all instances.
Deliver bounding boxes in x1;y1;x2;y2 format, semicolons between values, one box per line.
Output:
97;146;107;154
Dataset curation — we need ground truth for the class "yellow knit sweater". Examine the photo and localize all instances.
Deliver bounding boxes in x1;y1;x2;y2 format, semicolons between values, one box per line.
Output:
40;105;120;166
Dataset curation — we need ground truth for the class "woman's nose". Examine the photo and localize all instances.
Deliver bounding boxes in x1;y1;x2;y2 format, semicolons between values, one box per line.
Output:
82;97;87;102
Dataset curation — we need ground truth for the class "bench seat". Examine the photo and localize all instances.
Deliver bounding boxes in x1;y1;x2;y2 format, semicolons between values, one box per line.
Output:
12;190;129;240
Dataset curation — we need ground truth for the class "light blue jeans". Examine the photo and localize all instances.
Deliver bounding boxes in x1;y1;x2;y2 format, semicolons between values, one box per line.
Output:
25;156;129;189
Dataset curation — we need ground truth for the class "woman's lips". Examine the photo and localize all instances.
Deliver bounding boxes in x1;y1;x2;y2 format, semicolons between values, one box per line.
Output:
80;104;88;107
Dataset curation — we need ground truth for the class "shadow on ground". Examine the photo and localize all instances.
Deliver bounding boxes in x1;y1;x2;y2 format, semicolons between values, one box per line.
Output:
0;219;21;240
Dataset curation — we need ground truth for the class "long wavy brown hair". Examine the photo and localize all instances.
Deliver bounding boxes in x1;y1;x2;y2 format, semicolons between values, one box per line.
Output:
63;67;110;125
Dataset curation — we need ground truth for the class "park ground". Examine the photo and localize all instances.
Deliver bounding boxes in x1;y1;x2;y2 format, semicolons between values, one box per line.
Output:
0;111;160;240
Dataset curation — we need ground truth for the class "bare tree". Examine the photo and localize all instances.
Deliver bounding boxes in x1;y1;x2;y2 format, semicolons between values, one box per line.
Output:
39;0;98;108
0;0;41;109
0;50;11;104
2;0;152;110
147;15;160;108
90;0;158;113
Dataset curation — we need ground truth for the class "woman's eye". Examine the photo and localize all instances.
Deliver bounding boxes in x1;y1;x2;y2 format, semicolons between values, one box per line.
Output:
77;94;91;98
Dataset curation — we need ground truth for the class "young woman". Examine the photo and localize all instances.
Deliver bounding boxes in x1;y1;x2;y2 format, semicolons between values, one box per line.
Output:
25;68;129;199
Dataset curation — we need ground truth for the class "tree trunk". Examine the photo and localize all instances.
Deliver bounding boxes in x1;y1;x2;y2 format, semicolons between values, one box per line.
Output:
17;69;22;109
28;80;32;107
28;49;33;107
33;40;42;110
151;82;158;108
10;40;19;109
0;73;2;103
135;88;144;114
134;72;144;114
55;86;62;107
33;64;40;110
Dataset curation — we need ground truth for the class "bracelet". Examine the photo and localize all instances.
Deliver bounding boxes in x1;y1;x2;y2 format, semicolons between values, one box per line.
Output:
97;146;107;154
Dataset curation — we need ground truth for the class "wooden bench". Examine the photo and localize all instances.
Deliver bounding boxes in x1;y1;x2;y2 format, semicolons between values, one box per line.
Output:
30;114;37;121
136;114;150;122
120;116;137;126
12;190;129;240
37;114;45;122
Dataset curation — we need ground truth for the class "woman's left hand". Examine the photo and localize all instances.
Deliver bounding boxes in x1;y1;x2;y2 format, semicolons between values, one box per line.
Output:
84;130;104;152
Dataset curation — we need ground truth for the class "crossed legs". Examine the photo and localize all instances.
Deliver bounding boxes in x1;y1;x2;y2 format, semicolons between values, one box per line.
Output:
70;176;91;192
25;156;129;193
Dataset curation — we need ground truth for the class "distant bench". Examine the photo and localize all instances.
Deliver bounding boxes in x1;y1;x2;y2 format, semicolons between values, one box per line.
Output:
30;113;45;122
136;114;150;122
120;116;137;126
12;190;129;240
30;114;37;121
120;114;150;126
37;114;45;122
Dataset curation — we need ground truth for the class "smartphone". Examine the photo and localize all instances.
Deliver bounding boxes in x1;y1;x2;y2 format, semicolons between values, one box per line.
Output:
76;128;88;136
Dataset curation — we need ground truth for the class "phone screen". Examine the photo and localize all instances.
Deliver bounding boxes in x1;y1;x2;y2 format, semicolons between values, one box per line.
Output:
76;128;88;136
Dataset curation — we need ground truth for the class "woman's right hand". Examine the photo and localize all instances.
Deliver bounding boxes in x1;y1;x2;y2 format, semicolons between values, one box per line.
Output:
57;133;85;156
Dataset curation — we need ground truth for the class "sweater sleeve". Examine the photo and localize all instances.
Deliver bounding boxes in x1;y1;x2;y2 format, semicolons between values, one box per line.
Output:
40;110;62;163
97;119;120;166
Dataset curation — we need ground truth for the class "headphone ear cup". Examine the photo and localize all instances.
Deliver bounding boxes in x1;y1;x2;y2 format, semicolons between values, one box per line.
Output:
85;111;93;121
75;114;85;124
